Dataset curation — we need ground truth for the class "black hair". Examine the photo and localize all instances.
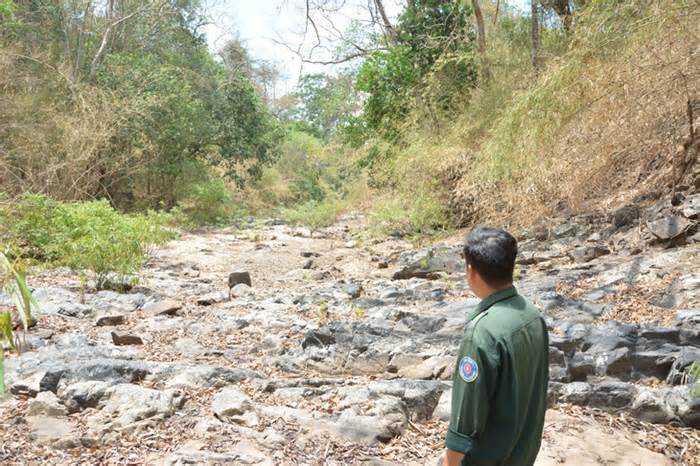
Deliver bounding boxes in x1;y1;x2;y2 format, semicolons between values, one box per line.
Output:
463;226;518;286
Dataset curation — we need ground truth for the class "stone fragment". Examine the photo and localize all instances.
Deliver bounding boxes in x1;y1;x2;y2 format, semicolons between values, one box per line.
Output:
230;283;254;298
610;206;640;228
301;328;335;349
228;271;252;289
27;415;79;449
94;314;126;327
28;391;68;417
111;332;143;346
212;386;259;427
197;291;228;306
646;214;692;241
142;299;182;317
568;245;610;263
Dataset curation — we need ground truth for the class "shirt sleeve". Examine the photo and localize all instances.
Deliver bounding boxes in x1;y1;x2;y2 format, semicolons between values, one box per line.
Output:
446;322;500;454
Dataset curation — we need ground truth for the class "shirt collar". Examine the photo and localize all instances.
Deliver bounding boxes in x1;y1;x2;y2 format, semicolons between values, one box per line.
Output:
475;285;518;313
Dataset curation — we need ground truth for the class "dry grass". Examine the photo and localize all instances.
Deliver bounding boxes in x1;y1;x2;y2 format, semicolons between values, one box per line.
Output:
376;1;700;233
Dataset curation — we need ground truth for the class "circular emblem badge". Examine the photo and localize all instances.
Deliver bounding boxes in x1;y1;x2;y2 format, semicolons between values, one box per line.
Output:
459;356;479;383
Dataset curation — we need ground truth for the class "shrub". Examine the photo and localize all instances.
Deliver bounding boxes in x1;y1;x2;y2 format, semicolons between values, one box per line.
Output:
370;190;451;240
282;198;347;232
0;194;174;289
176;178;235;226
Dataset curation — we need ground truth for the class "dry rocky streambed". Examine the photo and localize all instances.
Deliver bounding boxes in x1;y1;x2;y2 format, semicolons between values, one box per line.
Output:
2;194;700;465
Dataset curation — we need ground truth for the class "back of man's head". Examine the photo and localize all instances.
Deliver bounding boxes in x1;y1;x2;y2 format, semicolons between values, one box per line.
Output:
464;227;518;287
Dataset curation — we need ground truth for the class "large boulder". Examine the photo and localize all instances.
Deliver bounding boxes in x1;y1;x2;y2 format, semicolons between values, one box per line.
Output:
393;245;463;280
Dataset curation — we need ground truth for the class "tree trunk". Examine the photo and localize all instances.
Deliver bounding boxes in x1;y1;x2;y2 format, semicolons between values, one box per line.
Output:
73;0;93;81
471;0;490;81
373;0;397;42
531;0;540;71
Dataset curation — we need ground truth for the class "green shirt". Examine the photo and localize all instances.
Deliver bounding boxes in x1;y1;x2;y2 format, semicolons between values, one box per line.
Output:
446;286;549;466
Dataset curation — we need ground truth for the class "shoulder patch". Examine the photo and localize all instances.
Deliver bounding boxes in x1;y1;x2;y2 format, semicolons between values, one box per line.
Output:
459;356;479;383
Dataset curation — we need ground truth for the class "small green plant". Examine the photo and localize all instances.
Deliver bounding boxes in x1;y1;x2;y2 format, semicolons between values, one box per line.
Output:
318;301;329;325
0;309;16;398
688;362;700;399
0;252;39;397
353;306;366;319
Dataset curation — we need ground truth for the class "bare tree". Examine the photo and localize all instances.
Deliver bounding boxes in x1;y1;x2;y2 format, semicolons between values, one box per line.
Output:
278;0;400;67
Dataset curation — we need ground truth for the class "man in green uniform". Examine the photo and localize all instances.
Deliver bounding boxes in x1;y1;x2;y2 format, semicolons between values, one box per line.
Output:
443;227;549;466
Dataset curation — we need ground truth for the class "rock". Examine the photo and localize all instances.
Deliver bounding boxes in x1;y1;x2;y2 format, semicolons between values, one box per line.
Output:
228;271;252;289
558;381;636;410
89;384;185;431
301;328;335;349
398;355;452;380
28;391;68;417
610;206;640;228
230;283;254;298
58;381;111;413
344;240;357;248
301;251;321;258
432;389;452;421
568;245;610;263
552;223;578;239
368;379;447;421
630;388;675;424
197;291;228;306
679;193;700;219
163;447;269;466
646;214;692;241
31;287;93;318
111;332;143;346
343;282;363;299
212;386;259;427
393;245;463;280
301;259;314;269
378;261;389;269
89;291;148;314
94;314;126;327
156;364;260;389
27;415;79;449
666;347;700;385
164;441;275;466
142;299;181;317
335;407;404;443
569;353;595;381
674;386;700;428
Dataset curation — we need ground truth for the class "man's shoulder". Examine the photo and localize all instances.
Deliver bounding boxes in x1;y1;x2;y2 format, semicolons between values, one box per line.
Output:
475;294;543;338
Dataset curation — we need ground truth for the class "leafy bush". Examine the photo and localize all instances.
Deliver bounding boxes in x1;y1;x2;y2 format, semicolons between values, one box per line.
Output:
176;178;235;226
282;198;347;232
0;194;174;289
370;190;451;240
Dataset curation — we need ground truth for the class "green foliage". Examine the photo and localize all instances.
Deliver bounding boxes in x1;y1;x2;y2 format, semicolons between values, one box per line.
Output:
689;362;700;399
283;198;347;232
355;0;477;139
0;194;173;289
0;0;14;18
369;190;451;239
291;73;362;141
356;46;418;139
176;178;235;226
0;251;37;398
0;1;282;218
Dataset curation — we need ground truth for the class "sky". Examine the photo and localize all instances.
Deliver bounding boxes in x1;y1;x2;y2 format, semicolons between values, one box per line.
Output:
202;0;403;95
202;1;528;94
